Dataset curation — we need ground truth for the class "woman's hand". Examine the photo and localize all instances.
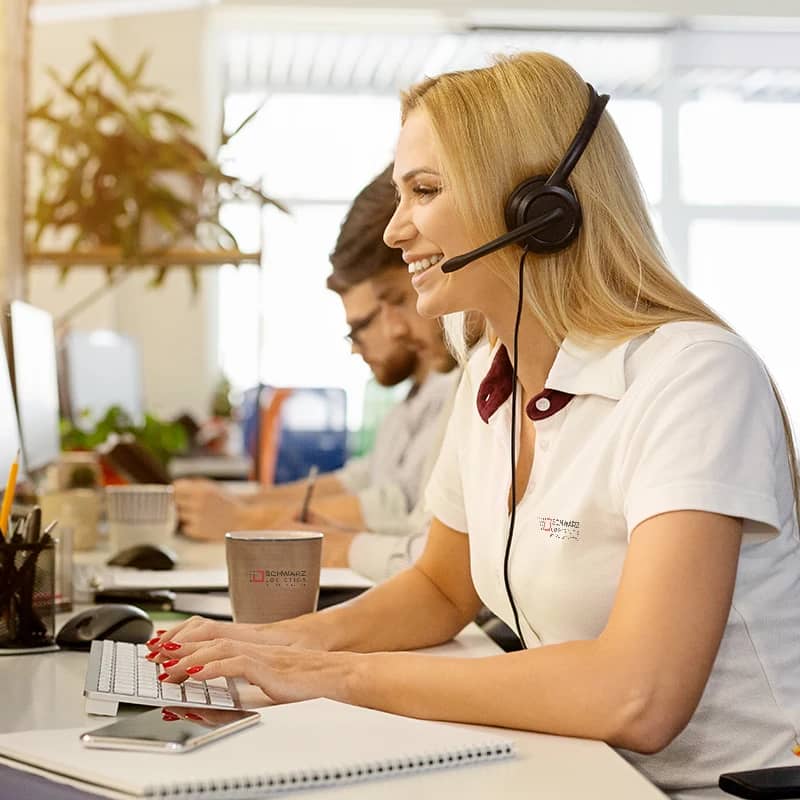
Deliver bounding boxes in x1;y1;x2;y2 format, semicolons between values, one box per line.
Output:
156;639;362;706
145;615;325;664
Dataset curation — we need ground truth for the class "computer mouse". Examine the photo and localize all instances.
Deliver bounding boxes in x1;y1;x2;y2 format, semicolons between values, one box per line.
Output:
56;604;153;651
106;543;178;571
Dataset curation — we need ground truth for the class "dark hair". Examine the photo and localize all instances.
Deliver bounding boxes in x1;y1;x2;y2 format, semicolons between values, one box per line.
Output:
328;163;404;290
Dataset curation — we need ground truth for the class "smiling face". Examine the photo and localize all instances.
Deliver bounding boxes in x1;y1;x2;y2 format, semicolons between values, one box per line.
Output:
383;111;498;320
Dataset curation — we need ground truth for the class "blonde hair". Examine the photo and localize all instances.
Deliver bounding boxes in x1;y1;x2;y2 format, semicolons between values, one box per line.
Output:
401;51;799;511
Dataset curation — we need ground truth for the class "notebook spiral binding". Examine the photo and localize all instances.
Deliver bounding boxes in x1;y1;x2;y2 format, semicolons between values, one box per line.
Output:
143;742;515;798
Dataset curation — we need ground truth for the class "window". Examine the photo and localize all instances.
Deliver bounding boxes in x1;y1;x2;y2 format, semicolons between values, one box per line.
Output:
689;221;800;420
681;99;800;206
216;26;800;432
217;93;400;429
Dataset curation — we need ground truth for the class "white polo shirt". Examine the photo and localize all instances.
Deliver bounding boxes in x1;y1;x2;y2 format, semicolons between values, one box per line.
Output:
426;321;800;799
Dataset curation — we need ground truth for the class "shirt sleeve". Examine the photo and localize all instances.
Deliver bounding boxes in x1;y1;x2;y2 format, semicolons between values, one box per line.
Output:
355;483;413;533
424;370;471;533
347;529;429;582
619;339;783;540
335;454;371;493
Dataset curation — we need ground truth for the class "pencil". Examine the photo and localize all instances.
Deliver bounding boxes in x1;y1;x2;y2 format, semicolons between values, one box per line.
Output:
0;448;20;539
299;465;319;523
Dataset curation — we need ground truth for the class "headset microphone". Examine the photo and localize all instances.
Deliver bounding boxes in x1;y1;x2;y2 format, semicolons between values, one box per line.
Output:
440;209;565;274
439;83;609;275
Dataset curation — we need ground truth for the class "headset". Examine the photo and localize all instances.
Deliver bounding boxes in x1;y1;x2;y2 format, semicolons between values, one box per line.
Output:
439;83;609;649
439;83;609;275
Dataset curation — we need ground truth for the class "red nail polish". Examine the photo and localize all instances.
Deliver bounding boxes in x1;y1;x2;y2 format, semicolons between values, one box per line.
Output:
156;629;167;635
161;711;180;721
147;637;160;646
162;659;179;668
184;712;203;721
163;642;181;651
157;672;169;681
146;652;158;660
186;665;204;675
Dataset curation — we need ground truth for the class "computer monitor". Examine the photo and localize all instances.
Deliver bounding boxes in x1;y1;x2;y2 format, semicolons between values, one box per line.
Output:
0;326;26;486
6;301;61;474
61;329;143;428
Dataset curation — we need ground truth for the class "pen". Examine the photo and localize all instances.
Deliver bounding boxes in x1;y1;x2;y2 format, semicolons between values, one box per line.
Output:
298;465;319;523
0;448;20;540
25;506;42;544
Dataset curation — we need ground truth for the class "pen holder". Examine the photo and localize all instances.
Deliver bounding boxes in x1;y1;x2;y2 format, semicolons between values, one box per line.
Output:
0;539;56;650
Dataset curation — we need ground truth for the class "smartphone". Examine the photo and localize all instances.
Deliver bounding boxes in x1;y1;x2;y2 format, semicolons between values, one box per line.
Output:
719;766;800;799
80;706;260;753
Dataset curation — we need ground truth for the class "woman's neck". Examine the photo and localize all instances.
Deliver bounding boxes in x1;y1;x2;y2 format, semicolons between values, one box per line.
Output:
484;301;559;398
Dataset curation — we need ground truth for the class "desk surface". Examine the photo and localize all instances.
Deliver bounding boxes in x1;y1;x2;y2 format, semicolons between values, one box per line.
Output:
0;621;666;800
169;455;252;480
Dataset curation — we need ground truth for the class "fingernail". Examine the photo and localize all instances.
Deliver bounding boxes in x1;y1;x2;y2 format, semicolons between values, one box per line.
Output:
146;652;158;660
157;672;169;681
184;712;203;721
186;665;204;675
156;629;167;635
161;711;180;721
146;637;160;646
163;642;181;651
162;659;179;668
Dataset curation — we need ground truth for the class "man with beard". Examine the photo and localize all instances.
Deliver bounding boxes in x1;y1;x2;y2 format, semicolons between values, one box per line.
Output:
174;166;458;578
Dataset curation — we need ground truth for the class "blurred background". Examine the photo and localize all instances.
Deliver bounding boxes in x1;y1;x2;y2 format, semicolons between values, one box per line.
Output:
0;0;799;472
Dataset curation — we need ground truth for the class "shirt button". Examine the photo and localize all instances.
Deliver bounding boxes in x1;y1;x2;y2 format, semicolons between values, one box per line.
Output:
534;397;551;412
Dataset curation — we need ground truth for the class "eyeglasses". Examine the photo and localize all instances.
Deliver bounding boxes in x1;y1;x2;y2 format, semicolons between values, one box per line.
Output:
344;306;382;346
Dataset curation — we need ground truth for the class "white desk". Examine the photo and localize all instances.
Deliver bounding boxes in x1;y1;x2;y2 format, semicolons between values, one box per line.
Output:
0;621;666;799
169;455;252;481
73;534;372;597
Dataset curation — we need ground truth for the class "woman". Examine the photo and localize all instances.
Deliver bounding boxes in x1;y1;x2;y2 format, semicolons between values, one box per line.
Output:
149;53;800;798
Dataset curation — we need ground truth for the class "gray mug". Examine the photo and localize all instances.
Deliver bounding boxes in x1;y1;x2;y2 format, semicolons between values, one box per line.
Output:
225;531;323;624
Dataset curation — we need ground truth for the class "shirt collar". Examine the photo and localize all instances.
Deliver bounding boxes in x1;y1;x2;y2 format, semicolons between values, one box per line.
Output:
476;335;631;423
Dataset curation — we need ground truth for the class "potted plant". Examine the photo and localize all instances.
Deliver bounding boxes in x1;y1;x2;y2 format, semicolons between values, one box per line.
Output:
60;405;190;471
27;40;284;287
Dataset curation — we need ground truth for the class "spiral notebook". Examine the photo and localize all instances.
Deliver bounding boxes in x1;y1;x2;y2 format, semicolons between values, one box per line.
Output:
0;698;515;798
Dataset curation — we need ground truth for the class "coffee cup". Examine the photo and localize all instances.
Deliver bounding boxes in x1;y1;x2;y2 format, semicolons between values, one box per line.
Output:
225;531;323;624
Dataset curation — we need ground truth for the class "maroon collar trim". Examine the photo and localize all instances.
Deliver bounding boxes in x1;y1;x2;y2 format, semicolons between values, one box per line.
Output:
476;345;575;423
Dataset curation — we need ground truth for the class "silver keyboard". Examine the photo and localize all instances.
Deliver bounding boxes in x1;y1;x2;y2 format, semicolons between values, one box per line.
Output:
83;640;241;716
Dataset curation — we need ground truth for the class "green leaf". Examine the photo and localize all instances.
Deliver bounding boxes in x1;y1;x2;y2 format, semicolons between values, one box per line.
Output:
91;40;130;90
71;57;94;86
148;267;168;288
221;100;265;145
152;106;193;129
130;51;150;84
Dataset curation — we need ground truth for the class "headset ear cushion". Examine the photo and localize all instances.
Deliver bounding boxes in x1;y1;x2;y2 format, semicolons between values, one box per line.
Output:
505;177;582;254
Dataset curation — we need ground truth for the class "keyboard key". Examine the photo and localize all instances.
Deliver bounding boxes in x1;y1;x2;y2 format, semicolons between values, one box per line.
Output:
208;693;235;707
160;683;183;702
184;686;208;704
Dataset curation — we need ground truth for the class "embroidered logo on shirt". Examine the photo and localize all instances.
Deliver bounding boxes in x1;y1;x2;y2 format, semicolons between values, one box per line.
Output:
538;516;581;541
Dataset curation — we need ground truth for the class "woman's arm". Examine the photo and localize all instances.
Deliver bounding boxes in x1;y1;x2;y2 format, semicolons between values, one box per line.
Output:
156;510;741;754
354;510;741;752
151;518;482;654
